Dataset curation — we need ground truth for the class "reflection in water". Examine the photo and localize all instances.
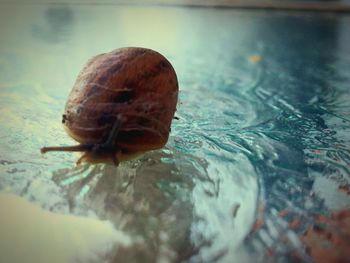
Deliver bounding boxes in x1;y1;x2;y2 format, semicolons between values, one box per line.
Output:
53;149;196;262
0;192;131;263
51;146;257;262
0;4;350;263
32;6;73;43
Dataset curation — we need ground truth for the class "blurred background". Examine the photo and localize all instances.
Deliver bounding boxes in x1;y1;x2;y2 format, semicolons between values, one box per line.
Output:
0;1;350;263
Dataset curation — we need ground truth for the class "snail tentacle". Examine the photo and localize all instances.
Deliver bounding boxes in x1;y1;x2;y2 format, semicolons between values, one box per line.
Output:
40;144;93;154
111;151;120;166
41;118;122;165
76;153;88;166
105;116;122;146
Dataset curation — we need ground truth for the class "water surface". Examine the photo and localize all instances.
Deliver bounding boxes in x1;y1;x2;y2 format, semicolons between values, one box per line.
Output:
1;3;350;263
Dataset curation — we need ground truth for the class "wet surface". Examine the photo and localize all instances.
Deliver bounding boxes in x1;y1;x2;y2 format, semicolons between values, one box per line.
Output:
1;3;350;263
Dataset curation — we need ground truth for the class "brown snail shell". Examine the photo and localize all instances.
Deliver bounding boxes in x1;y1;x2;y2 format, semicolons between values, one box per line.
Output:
41;47;179;165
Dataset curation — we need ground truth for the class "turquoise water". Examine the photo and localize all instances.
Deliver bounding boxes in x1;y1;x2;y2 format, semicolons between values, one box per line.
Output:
1;3;350;263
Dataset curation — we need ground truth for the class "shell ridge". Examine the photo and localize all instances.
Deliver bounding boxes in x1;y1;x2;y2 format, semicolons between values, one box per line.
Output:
61;47;178;161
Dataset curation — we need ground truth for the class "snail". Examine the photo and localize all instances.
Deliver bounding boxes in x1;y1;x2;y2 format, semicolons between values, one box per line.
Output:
41;47;179;165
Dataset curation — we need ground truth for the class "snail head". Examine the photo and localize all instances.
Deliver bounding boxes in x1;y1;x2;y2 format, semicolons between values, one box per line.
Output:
41;117;121;165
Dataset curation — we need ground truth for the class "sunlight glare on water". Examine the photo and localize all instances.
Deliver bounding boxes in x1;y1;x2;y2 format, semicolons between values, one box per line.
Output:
1;3;350;263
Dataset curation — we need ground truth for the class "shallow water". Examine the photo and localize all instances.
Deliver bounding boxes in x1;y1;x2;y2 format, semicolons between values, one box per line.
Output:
1;3;350;263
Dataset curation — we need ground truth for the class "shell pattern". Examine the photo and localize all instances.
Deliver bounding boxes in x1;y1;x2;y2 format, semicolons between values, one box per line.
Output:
42;47;179;164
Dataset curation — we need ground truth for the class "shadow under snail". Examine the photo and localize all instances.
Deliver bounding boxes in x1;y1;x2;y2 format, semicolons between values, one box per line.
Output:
41;47;179;165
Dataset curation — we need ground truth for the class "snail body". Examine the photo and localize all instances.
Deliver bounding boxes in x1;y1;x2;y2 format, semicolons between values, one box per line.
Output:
41;47;178;165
